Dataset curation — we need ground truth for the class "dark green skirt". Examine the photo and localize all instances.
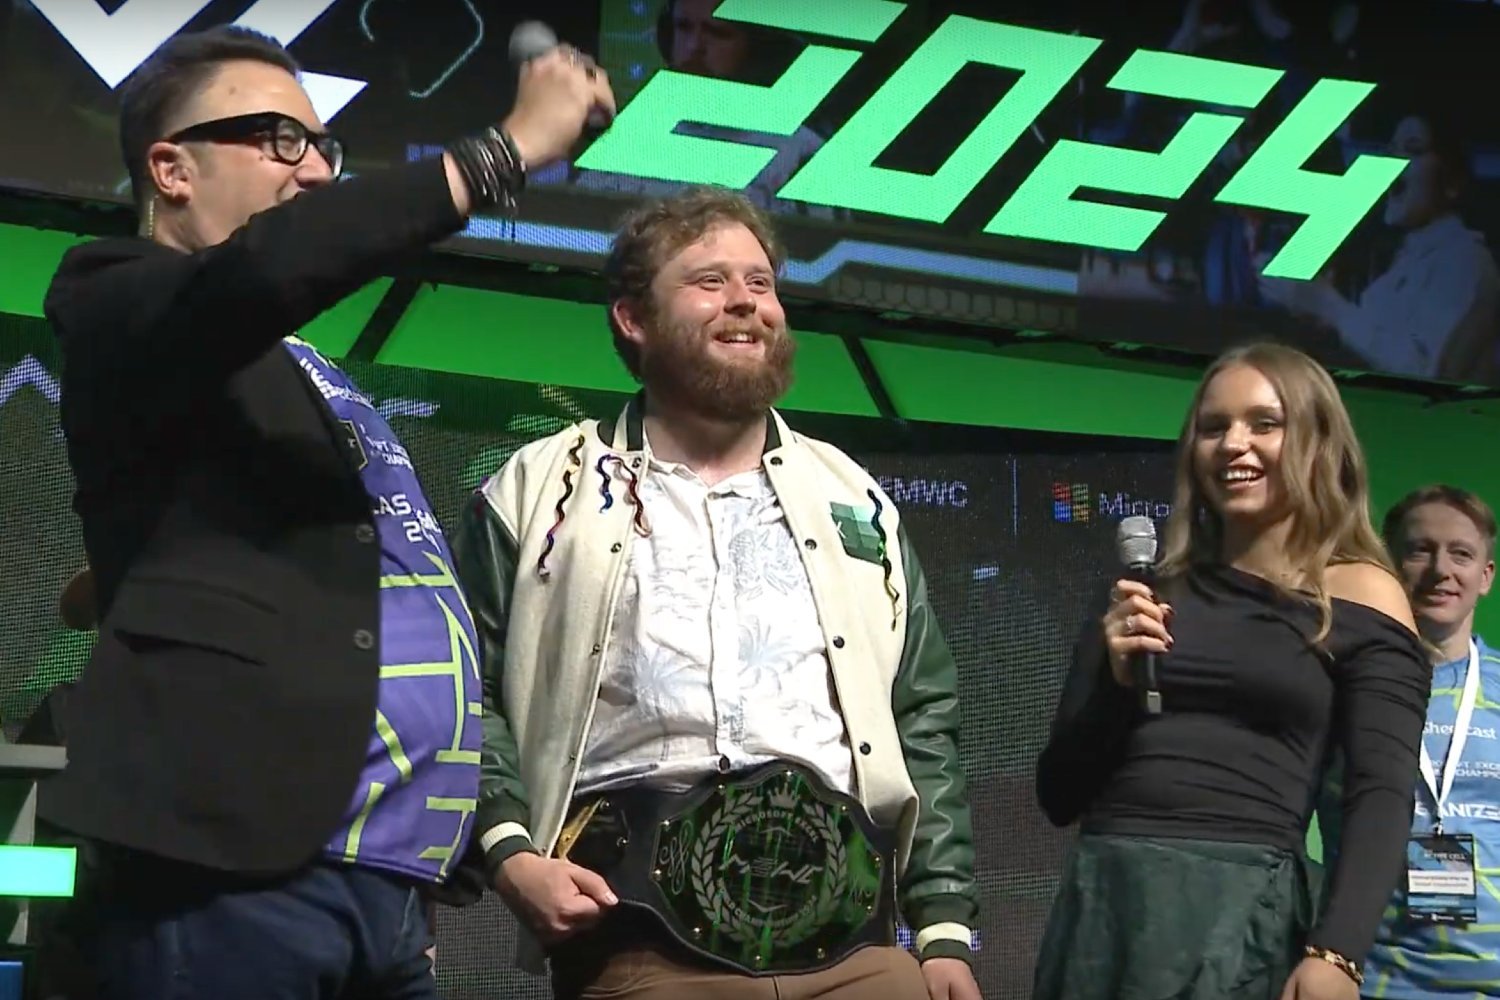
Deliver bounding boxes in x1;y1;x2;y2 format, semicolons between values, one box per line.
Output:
1033;834;1315;1000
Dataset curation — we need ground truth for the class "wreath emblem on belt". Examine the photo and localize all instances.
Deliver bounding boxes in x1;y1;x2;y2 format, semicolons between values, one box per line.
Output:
687;774;849;955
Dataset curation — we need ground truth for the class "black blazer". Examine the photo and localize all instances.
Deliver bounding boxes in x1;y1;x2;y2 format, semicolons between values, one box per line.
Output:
39;160;466;875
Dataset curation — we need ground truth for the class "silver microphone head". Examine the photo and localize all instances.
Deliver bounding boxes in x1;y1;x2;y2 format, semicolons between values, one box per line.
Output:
1116;515;1158;571
509;20;558;65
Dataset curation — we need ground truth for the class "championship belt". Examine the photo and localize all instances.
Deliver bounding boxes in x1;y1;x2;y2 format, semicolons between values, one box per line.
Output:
560;760;896;975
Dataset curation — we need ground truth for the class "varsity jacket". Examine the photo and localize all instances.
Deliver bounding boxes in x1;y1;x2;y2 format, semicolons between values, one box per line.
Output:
452;397;979;962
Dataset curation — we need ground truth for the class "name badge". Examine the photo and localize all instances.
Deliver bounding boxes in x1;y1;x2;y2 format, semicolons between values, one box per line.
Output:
1405;833;1477;926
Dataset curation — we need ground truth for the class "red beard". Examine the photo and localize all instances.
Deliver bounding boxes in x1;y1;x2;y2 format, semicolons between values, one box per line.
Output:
638;319;796;420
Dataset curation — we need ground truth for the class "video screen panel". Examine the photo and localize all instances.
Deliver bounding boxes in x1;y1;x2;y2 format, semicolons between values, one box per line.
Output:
3;0;1495;386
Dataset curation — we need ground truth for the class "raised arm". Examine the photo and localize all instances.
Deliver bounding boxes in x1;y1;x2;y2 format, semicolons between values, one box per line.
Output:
48;46;615;404
47;158;465;398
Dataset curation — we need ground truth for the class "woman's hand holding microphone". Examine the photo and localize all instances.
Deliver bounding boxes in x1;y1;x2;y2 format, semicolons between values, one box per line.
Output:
1102;580;1173;687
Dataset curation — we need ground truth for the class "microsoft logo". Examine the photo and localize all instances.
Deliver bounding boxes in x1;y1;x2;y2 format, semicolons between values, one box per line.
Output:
1053;481;1174;523
1052;482;1091;523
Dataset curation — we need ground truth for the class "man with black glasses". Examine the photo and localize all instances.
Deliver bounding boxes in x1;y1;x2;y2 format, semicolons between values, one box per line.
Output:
38;24;613;1000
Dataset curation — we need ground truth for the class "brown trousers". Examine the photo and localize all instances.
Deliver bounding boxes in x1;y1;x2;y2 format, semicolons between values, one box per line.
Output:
553;941;928;1000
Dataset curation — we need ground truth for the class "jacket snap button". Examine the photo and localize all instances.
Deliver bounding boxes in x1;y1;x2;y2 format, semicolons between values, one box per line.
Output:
353;629;375;650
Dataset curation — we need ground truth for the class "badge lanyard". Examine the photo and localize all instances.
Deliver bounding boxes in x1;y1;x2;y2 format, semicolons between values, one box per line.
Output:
1418;640;1482;835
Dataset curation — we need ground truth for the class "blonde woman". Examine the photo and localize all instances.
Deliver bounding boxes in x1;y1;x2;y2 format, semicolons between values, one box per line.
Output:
1034;343;1429;999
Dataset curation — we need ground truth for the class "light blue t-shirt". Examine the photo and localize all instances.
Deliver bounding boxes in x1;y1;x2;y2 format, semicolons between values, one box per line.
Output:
1358;635;1500;998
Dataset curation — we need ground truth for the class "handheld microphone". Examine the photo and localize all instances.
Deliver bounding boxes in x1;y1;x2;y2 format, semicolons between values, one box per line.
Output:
508;20;558;65
1116;515;1163;715
508;21;609;128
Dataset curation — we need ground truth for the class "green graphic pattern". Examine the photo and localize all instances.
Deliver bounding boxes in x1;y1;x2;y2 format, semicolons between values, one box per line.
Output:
781;18;1099;222
574;47;862;188
574;10;1408;280
986;51;1281;250
336;552;481;876
1215;80;1407;280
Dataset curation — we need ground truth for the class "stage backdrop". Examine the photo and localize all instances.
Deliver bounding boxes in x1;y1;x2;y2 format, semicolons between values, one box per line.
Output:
0;315;1176;998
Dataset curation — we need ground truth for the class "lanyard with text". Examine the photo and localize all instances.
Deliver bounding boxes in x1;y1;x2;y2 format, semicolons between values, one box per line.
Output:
1417;640;1482;836
1406;640;1481;925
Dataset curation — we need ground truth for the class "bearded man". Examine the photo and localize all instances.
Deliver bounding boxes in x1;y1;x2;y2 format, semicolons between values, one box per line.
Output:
453;187;983;1000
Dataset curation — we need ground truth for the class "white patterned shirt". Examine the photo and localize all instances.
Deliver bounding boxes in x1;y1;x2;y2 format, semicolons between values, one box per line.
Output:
575;454;855;797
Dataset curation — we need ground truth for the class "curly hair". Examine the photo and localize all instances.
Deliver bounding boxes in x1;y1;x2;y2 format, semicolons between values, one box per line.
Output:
603;186;783;377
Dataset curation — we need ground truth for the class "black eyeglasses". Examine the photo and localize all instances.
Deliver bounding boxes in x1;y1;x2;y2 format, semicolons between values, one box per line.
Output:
167;112;345;178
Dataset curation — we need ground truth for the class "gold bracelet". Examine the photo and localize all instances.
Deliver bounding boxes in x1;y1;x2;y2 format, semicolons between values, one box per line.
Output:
1304;945;1363;985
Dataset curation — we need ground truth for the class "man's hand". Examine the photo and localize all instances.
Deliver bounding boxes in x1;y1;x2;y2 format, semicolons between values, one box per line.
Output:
502;46;617;170
494;851;618;944
1278;957;1359;1000
922;956;983;1000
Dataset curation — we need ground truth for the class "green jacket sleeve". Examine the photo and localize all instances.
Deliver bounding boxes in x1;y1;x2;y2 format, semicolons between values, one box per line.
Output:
452;489;539;885
891;525;980;962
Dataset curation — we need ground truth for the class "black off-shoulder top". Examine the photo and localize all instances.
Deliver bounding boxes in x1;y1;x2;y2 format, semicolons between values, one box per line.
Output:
1036;564;1430;962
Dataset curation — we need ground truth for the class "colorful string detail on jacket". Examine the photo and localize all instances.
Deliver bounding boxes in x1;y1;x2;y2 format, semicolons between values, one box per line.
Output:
867;488;901;630
597;454;650;537
536;433;585;578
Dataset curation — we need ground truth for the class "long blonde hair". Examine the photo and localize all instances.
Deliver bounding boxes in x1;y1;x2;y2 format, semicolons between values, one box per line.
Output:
1156;343;1393;640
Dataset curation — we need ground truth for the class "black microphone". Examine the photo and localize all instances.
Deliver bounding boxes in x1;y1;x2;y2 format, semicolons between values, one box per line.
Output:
508;20;609;128
1116;515;1163;715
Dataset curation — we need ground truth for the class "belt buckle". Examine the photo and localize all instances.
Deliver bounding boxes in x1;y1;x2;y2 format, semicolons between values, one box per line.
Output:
646;761;891;975
555;797;605;862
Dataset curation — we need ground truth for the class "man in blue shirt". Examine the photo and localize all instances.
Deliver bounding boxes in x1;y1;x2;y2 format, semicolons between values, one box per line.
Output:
1363;485;1499;997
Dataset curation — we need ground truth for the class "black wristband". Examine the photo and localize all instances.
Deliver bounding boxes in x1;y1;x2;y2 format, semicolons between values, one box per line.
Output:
485;127;527;193
444;127;524;213
446;136;496;208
